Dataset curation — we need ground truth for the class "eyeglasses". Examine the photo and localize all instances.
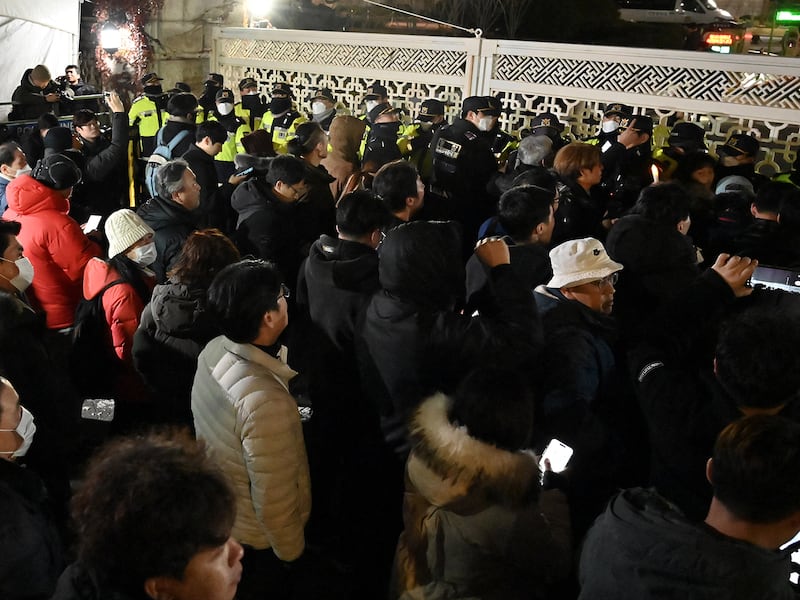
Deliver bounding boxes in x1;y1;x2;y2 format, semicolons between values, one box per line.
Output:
289;184;306;198
278;283;290;301
590;272;619;288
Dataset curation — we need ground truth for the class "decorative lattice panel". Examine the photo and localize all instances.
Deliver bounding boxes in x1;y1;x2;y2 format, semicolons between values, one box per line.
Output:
491;91;800;176
493;55;800;111
220;39;468;77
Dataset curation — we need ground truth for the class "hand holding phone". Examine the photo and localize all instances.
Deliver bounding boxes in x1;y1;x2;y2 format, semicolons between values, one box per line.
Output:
540;438;573;474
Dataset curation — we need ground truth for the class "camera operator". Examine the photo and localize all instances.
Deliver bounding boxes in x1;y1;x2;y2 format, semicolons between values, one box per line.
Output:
9;65;61;121
58;65;102;114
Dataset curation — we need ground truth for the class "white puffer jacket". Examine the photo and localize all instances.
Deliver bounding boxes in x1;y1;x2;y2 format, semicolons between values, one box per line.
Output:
192;335;311;559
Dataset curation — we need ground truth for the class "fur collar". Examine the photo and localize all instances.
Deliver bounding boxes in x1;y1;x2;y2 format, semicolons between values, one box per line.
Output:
408;394;540;508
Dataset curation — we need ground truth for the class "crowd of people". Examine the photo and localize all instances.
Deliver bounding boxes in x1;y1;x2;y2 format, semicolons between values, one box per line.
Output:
2;63;800;600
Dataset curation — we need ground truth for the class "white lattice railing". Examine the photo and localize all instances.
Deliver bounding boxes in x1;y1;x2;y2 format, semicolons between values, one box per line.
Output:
213;27;800;173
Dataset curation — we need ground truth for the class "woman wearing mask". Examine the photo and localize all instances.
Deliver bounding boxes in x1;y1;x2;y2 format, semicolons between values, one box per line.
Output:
287;122;337;242
81;209;156;418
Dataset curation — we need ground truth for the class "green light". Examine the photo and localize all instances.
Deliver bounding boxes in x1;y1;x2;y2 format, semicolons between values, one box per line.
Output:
776;10;800;22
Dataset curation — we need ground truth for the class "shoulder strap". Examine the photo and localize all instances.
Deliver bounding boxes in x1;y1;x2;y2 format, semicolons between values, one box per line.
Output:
166;130;190;153
155;127;165;147
97;278;126;299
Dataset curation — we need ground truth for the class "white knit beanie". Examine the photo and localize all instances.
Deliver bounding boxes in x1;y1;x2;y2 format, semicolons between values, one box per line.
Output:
105;209;155;259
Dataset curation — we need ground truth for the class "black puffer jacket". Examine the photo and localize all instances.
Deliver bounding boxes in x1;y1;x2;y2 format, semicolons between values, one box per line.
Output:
10;69;59;121
358;221;541;457
137;195;197;283
579;487;797;600
133;281;218;425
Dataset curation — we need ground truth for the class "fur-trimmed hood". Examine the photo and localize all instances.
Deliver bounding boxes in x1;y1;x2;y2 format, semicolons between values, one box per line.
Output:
407;393;540;509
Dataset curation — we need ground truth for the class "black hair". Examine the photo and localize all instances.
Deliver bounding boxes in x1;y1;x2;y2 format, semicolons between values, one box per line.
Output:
72;109;97;129
0;142;21;167
108;254;154;304
71;431;236;595
37;113;59;132
510;167;558;194
715;305;800;409
755;181;798;216
0;220;22;256
673;151;717;184
372;160;419;212
449;367;534;452
207;259;282;343
711;415;800;523
195;120;228;145
266;155;305;187
336;190;392;237
497;185;554;242
630;182;691;226
65;64;79;72
286;121;326;158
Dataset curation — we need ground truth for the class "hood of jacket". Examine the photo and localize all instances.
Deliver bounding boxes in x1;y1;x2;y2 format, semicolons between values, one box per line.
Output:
147;280;213;339
406;393;540;510
136;194;196;232
231;177;278;227
18;68;38;92
5;174;69;216
327;115;367;162
307;234;379;294
82;257;122;301
378;221;465;311
303;163;335;186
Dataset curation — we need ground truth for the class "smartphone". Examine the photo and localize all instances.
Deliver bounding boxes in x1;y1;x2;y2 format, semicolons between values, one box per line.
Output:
84;214;102;234
234;166;254;177
540;438;573;473
748;265;800;294
81;398;115;422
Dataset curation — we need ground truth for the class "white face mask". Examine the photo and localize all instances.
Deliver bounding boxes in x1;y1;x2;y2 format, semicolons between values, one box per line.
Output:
0;256;34;292
477;117;494;132
217;102;234;116
0;405;36;458
127;241;158;267
12;164;31;178
365;100;379;113
601;120;620;134
311;101;327;115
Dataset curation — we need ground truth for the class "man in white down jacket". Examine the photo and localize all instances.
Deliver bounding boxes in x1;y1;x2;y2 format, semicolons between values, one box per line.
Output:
192;258;310;600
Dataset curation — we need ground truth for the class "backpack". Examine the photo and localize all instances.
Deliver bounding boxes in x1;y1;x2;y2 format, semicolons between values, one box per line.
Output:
144;128;191;197
70;279;125;398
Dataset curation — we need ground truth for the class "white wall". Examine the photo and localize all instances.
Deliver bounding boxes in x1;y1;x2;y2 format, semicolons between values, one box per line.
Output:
0;0;81;120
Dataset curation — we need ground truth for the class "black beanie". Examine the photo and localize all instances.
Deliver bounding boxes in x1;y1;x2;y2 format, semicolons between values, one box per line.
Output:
43;127;74;152
32;153;82;190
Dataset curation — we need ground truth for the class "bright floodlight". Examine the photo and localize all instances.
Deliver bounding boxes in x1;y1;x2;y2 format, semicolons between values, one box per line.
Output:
248;0;274;20
100;23;121;53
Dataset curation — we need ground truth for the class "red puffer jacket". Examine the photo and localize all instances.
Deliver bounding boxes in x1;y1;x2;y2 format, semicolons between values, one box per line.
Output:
4;175;101;329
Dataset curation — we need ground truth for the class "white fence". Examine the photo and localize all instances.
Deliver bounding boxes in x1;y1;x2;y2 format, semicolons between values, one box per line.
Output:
213;27;800;173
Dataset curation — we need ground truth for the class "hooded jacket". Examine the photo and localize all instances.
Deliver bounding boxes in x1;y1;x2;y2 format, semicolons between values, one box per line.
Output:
10;68;58;121
359;221;541;457
192;336;311;557
136;194;197;283
4;174;101;329
321;115;367;199
579;487;796;600
392;394;571;600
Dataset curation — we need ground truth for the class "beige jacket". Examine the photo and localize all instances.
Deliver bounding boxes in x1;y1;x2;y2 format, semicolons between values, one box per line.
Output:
192;335;311;559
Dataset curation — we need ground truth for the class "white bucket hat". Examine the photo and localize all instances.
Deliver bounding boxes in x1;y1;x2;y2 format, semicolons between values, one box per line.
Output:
547;237;623;289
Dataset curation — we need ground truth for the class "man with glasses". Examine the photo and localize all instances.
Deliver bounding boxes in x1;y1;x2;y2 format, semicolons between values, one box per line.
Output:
533;237;628;538
192;259;310;600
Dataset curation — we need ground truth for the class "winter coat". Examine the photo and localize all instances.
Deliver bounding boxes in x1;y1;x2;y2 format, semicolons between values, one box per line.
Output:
181;144;236;233
321;115;366;200
295;163;336;245
157;120;196;158
579;487;797;600
133;280;218;425
392;394;572;600
192;336;311;557
136;194;197;283
4;175;101;329
72;112;129;219
10;69;59;121
550;178;605;246
359;221;541;457
82;258;153;364
232;178;305;287
0;459;64;600
605;213;699;339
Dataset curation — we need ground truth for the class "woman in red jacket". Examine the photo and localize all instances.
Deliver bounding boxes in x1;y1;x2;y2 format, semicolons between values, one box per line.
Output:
82;209;156;419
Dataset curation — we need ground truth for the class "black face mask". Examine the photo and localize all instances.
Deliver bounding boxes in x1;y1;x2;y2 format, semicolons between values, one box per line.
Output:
241;94;265;111
144;85;163;97
373;121;401;138
269;97;292;114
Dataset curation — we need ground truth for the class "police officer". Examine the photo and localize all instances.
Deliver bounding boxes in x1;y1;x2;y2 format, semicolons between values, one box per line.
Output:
527;111;569;166
308;88;348;133
600;115;654;218
197;73;224;123
259;82;307;154
586;102;633;150
129;72;168;157
714;133;768;191
405;98;447;184
429;95;499;252
236;76;267;131
210;88;251;180
362;102;404;173
652;121;707;181
484;95;517;167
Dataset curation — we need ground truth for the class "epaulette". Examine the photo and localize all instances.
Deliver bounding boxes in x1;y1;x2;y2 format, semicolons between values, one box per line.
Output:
131;95;149;104
464;131;477;141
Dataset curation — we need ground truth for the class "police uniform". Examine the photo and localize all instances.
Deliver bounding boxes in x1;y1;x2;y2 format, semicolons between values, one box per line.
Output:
259;82;307;154
235;77;267;131
586;102;633;149
210;89;252;180
128;73;168;157
361;103;405;173
430;97;499;246
407;99;448;184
